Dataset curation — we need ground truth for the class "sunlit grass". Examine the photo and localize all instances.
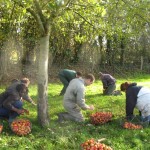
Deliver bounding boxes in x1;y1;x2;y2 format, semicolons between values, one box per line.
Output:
0;74;150;150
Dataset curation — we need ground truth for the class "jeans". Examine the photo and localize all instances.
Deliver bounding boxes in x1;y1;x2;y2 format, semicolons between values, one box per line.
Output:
0;100;23;123
141;115;150;123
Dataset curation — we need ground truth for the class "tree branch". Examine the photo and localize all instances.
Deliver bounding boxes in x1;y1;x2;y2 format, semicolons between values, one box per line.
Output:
73;11;95;28
26;7;45;34
134;13;150;25
12;0;45;34
33;0;46;28
8;2;16;28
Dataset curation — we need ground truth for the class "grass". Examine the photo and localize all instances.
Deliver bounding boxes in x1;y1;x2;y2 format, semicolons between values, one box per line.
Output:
0;74;150;150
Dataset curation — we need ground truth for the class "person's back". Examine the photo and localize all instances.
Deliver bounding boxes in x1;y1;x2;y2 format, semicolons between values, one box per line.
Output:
99;72;116;95
4;78;35;104
0;81;20;107
126;83;142;100
59;69;76;81
58;69;82;95
102;74;116;85
64;78;85;104
6;81;21;95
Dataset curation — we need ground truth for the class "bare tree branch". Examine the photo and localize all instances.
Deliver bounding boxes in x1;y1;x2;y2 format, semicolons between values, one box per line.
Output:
73;11;95;28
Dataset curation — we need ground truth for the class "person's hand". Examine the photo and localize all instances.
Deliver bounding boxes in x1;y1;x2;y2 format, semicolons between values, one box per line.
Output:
103;89;106;94
16;109;24;115
88;105;94;110
22;109;29;115
31;101;37;106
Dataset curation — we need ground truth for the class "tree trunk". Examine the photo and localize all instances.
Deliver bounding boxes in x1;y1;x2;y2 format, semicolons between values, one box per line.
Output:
140;56;143;70
0;48;9;80
22;46;35;76
120;38;125;66
37;34;50;127
106;39;111;66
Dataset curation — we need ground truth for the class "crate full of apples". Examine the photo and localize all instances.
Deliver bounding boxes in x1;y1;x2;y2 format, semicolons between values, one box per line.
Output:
90;112;112;125
81;138;113;150
11;119;31;136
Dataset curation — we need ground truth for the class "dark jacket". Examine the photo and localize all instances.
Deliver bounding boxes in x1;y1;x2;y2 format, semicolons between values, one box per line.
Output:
6;81;32;103
59;69;76;82
0;91;21;110
126;83;142;117
0;92;8;108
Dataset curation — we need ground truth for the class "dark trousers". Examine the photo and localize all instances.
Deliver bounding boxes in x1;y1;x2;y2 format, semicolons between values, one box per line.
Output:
103;84;116;95
0;100;23;123
58;74;69;95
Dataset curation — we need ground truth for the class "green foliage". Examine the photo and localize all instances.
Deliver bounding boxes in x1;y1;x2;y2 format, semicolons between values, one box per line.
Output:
0;0;150;67
0;74;150;149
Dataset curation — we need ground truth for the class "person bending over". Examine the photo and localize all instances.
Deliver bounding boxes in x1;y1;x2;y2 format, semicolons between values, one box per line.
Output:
0;84;28;123
58;69;82;95
99;72;116;95
5;78;36;106
120;82;150;123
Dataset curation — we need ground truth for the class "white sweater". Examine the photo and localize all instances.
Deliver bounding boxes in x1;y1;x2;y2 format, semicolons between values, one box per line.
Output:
136;87;150;118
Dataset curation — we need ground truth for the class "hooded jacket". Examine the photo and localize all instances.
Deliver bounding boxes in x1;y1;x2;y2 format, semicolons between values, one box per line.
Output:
126;83;142;117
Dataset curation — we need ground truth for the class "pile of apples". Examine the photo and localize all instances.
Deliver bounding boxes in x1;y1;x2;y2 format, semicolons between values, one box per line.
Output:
11;119;31;136
0;124;3;133
81;138;113;150
90;112;112;125
123;122;143;129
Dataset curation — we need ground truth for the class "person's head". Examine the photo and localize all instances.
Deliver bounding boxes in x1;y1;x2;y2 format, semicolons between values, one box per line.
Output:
11;79;19;83
76;71;82;78
84;74;95;86
120;82;130;92
21;78;30;87
16;83;27;97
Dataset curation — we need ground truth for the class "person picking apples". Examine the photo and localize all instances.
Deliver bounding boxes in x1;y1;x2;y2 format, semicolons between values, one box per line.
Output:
57;74;95;123
120;82;150;123
58;69;82;96
5;78;36;106
0;83;29;123
99;72;116;95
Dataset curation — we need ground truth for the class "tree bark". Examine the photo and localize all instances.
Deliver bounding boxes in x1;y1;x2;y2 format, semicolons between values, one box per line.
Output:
0;46;9;80
106;39;111;66
120;38;125;66
37;34;50;126
140;56;143;70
